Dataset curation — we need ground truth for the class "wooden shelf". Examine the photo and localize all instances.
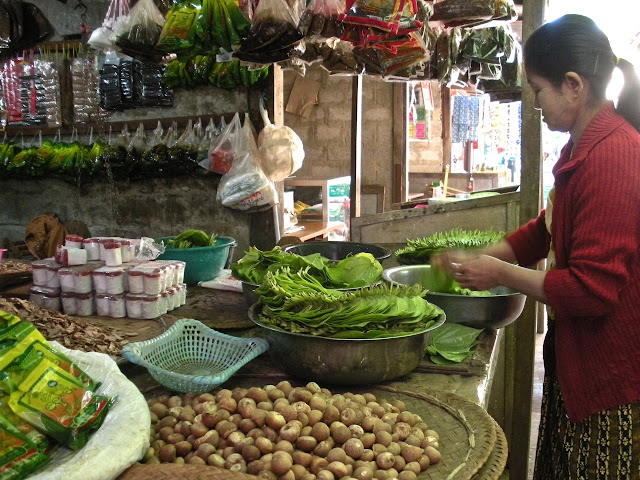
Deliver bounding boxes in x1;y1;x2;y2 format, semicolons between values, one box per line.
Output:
283;221;345;242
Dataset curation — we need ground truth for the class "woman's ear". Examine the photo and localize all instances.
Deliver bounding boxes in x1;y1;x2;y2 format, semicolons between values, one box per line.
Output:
564;71;585;96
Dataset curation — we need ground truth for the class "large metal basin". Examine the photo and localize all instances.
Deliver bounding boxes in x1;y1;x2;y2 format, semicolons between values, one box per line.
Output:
383;264;526;330
248;304;445;385
283;241;391;262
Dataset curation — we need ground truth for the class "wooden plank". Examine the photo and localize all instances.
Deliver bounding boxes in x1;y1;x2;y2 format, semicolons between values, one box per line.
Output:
350;75;363;220
503;1;546;478
392;83;409;203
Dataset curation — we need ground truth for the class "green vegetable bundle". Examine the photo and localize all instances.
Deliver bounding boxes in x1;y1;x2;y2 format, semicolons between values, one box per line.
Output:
394;228;505;264
168;230;218;248
231;246;383;289
255;267;444;339
427;323;482;364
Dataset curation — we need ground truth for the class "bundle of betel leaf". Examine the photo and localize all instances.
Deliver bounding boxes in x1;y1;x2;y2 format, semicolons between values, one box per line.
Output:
255;267;444;339
166;230;218;249
394;228;505;264
231;246;383;289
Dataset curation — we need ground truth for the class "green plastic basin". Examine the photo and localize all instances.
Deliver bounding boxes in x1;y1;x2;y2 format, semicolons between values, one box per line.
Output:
156;236;236;286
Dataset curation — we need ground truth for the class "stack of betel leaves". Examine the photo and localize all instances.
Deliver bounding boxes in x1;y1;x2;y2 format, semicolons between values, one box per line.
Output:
0;311;114;479
232;246;383;289
254;267;444;339
394;228;506;264
427;323;483;365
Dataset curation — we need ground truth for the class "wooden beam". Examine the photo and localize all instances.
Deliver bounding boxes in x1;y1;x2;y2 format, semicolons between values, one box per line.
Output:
441;86;452;170
392;83;409;204
503;0;546;478
350;75;363;221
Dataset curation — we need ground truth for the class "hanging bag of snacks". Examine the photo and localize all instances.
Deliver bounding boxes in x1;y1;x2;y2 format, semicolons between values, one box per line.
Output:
87;0;130;52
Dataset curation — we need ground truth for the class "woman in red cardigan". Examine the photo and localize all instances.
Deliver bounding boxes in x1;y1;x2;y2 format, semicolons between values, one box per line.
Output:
434;14;640;480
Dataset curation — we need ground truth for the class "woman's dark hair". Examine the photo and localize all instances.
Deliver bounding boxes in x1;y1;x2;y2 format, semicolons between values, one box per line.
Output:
524;14;640;131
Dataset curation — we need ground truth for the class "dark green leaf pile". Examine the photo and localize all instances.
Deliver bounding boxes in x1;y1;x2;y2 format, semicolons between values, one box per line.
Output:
255;267;444;339
426;323;483;364
394;228;505;264
231;246;382;289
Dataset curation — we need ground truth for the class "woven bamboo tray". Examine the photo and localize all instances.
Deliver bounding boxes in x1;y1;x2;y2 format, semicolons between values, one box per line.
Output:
118;384;503;480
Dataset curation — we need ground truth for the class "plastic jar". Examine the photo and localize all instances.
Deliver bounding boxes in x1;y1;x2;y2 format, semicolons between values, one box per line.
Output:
61;292;94;316
92;266;129;295
125;293;143;319
82;238;100;261
95;293;126;318
29;286;61;311
59;264;98;294
103;241;123;267
65;234;84;249
32;258;62;288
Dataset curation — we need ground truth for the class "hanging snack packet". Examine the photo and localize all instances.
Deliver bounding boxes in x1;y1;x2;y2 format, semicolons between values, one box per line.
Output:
0;415;50;480
339;0;406;33
156;0;202;52
3;349;114;451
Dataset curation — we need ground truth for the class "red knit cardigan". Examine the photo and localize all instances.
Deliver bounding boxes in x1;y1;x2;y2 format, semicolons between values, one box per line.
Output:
507;102;640;422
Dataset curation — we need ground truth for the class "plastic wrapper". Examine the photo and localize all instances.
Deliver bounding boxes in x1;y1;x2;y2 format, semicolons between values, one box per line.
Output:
112;0;166;63
0;413;50;480
217;113;272;208
70;56;108;124
430;0;516;28
87;0;130;52
339;0;405;33
155;0;202;53
200;112;240;174
298;0;346;40
235;0;304;64
258;98;304;181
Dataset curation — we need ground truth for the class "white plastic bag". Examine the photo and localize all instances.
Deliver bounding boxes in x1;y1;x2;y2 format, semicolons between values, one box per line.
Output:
217;113;272;208
87;0;130;52
258;98;305;181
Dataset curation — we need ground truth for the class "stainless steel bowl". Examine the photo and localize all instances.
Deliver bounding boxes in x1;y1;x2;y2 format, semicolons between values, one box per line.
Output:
241;281;260;307
282;241;391;262
383;264;526;330
248;304;445;385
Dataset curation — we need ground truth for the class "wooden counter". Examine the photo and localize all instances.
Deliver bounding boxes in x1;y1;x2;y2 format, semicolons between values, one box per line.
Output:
284;221;346;241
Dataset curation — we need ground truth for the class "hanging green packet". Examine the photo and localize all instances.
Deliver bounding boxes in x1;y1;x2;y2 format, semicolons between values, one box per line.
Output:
156;0;203;52
0;415;50;480
2;349;114;451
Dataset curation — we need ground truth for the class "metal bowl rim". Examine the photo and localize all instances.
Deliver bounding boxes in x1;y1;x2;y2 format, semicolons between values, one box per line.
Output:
283;241;392;261
383;265;524;297
248;303;445;342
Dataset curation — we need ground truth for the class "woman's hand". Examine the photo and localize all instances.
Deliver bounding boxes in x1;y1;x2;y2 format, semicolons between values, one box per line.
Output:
449;254;505;291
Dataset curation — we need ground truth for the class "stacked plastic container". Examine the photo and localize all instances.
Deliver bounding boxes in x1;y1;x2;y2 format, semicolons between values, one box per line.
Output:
30;235;186;319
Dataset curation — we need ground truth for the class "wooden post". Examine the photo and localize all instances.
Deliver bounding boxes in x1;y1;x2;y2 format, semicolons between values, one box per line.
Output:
392;83;409;204
503;1;545;478
350;75;363;221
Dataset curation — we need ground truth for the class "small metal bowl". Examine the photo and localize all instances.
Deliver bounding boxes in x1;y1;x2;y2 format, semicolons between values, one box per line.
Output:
248;304;445;385
383;264;526;330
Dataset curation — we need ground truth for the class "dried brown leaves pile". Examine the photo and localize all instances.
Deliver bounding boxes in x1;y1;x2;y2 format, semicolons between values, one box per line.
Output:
0;260;32;276
0;297;137;357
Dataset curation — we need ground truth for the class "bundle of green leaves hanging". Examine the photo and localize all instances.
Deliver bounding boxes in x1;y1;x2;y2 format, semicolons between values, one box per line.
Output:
254;267;444;339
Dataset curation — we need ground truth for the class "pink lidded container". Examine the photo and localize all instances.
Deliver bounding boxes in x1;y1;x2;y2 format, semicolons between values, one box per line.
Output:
141;293;163;319
127;262;165;295
59;263;99;294
55;245;88;267
103;240;123;267
92;266;129;295
29;286;61;311
118;239;136;263
95;293;127;318
31;258;62;288
82;238;101;261
176;283;187;306
64;234;84;249
61;292;94;316
125;293;144;319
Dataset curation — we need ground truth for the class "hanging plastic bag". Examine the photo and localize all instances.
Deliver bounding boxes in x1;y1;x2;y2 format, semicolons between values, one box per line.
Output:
112;0;166;63
217;113;271;208
200;112;241;174
88;0;130;52
258;98;304;181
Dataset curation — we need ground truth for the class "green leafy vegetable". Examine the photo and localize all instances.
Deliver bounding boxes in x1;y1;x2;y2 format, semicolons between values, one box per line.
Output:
168;230;218;248
395;228;505;264
231;247;383;289
426;323;483;365
254;267;443;339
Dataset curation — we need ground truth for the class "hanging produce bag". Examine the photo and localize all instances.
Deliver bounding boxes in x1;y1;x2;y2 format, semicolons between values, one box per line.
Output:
298;0;346;40
155;0;203;53
88;0;130;52
217;113;276;211
235;0;304;64
112;0;166;63
258;98;304;181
